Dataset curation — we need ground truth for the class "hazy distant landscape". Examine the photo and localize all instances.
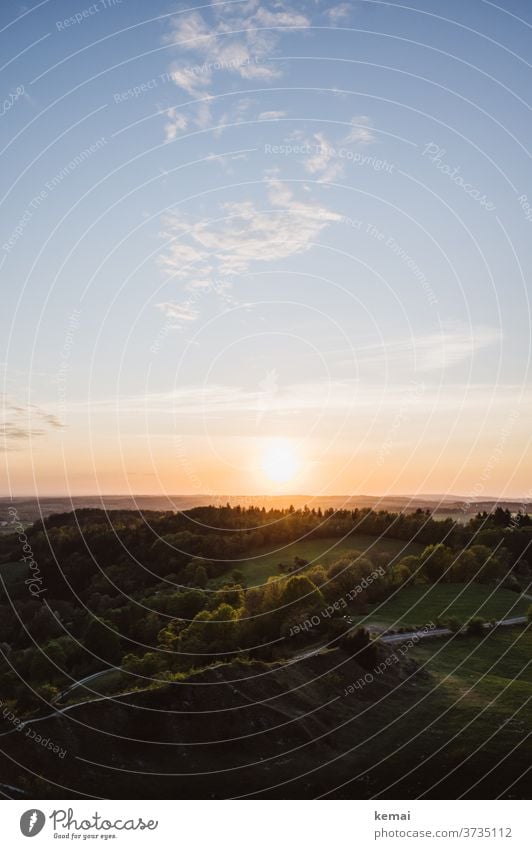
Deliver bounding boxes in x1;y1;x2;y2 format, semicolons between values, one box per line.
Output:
2;494;530;529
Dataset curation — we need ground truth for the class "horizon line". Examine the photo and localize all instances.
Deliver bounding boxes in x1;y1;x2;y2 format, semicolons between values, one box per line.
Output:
1;492;530;503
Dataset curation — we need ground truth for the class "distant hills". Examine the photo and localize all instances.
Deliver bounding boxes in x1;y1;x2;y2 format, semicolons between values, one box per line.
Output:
1;492;530;526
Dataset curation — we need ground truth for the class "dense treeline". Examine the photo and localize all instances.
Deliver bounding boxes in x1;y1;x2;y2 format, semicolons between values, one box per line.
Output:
0;504;530;716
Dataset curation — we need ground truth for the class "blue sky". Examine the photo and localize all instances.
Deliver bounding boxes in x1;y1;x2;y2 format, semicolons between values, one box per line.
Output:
1;0;531;496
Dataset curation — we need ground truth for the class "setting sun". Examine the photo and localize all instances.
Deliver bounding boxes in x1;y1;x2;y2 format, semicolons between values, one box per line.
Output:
260;439;300;483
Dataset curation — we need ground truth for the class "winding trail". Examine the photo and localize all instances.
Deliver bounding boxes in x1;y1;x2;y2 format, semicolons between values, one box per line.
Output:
0;616;528;742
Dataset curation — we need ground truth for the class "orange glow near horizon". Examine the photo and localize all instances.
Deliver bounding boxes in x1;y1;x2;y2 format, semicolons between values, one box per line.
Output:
4;427;532;501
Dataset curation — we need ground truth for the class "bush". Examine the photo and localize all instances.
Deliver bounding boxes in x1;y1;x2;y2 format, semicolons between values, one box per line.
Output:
339;627;378;669
466;617;485;636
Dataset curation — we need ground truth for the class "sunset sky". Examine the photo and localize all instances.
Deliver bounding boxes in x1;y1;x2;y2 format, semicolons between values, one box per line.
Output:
1;0;531;497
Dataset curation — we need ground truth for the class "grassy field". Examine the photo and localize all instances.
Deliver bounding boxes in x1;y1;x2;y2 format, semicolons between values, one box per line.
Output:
217;534;423;587
352;582;529;629
411;625;532;698
337;625;532;799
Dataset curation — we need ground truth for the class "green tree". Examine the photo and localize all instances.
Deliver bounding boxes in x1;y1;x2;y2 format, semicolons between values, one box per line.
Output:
450;549;477;582
178;610;212;658
216;584;244;609
207;603;239;653
166;589;206;619
281;574;322;606
157;618;187;650
122;652;165;676
29;650;54;683
391;563;412;586
420;544;452;583
194;565;208;589
84;618;121;665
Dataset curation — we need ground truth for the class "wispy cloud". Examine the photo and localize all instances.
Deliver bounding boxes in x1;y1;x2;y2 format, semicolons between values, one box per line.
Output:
349;325;502;372
164;107;188;142
156;302;199;324
410;325;501;371
61;380;529;422
165;64;210;99
259;110;287;120
163;2;310;98
294;115;377;182
0;396;63;451
303;131;345;182
158;177;342;288
344;115;376;145
213;97;256;137
325;3;353;25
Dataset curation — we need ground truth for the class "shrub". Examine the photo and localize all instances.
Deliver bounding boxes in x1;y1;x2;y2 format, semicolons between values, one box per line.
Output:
466;617;485;636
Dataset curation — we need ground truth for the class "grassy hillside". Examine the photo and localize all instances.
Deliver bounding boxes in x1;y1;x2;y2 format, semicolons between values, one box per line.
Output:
325;626;532;800
396;626;532;798
217;534;423;587
4;628;530;800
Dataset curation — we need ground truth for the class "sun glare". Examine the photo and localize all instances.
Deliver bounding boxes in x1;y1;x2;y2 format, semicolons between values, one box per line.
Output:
260;440;300;484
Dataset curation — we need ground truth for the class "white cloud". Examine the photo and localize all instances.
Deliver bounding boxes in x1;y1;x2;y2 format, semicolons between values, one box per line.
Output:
166;63;211;99
345;115;376;144
157;238;207;277
259;110;287;120
296;116;376;182
161;5;308;138
253;7;309;28
156;302;199;324
163;3;311;97
164;107;188;142
166;11;211;48
304;131;345;182
158;179;342;284
326;3;353;24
